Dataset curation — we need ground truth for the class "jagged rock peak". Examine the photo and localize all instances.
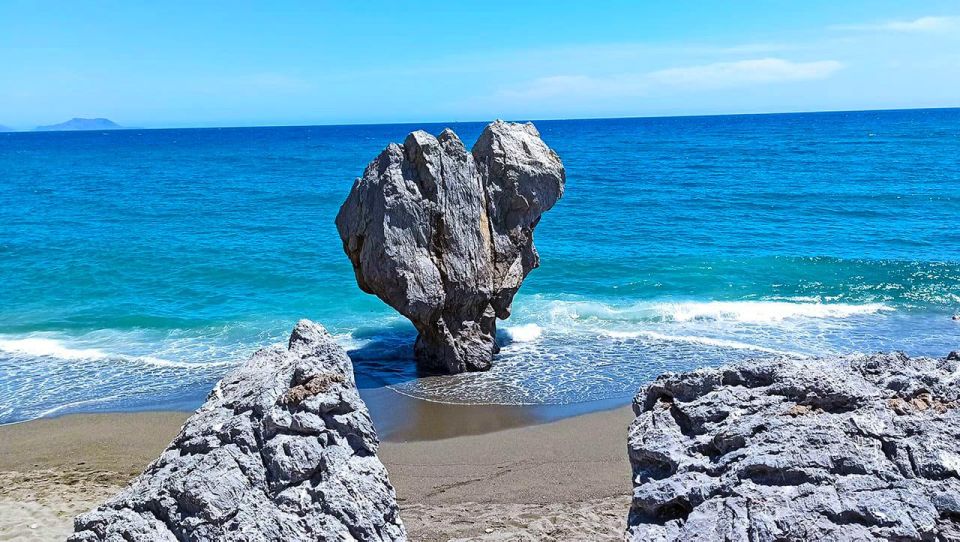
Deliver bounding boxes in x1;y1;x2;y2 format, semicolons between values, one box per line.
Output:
626;352;960;541
70;319;406;542
335;120;564;374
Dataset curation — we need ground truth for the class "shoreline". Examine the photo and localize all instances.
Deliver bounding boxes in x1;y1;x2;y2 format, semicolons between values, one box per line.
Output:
361;385;632;441
0;397;634;541
0;384;633;442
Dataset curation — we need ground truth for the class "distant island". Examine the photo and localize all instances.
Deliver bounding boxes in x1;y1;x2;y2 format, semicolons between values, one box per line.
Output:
0;124;14;132
34;118;126;132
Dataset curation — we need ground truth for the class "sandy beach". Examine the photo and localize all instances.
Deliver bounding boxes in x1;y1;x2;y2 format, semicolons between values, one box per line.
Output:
0;399;633;541
0;412;186;542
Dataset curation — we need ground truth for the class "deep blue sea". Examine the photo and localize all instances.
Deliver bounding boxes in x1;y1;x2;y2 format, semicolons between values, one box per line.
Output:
1;109;958;425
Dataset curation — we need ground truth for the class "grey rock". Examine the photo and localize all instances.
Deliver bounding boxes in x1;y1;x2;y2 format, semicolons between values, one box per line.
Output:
626;353;960;541
335;120;564;374
70;320;406;542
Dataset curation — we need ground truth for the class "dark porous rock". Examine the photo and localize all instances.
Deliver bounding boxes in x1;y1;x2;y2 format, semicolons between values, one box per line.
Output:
335;120;564;374
70;320;405;542
626;353;960;541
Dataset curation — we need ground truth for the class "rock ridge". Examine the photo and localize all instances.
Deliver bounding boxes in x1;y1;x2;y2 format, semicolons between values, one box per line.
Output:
70;319;405;542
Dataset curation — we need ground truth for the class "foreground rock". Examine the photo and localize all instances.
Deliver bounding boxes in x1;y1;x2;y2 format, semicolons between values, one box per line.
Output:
627;352;960;541
71;320;405;541
336;120;564;374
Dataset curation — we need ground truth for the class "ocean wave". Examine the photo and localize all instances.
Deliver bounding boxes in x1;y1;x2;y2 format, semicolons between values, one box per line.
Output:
0;337;108;360
0;335;234;369
602;329;808;357
541;299;892;324
331;332;368;352
502;323;543;343
137;356;235;369
0;298;944;420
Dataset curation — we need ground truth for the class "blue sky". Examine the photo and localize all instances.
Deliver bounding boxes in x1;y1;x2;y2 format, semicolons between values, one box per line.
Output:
2;0;959;128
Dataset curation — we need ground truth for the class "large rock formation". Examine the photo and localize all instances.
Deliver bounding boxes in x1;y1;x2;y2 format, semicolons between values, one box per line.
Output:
335;120;564;374
70;320;405;541
626;352;960;541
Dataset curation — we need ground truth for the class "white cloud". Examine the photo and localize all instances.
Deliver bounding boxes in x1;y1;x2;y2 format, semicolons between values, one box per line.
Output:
832;16;959;33
648;58;843;89
497;58;844;101
499;75;640;100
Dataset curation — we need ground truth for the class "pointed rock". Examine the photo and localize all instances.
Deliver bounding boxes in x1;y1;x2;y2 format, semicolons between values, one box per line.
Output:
70;320;405;542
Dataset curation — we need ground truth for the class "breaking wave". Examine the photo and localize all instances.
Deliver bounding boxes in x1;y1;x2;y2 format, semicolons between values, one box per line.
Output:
2;297;955;422
0;335;233;368
539;299;893;325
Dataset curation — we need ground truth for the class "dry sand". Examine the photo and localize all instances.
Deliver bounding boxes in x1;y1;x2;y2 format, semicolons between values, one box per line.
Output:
0;401;634;541
380;404;634;541
0;412;187;542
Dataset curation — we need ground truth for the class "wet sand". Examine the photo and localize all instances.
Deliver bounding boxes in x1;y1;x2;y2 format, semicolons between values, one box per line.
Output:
0;389;634;541
360;384;631;441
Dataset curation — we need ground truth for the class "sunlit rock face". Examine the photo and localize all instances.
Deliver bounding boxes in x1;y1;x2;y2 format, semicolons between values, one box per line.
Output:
70;320;406;542
336;120;564;374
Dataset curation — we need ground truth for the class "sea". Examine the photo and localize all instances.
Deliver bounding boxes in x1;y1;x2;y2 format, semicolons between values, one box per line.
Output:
1;108;958;425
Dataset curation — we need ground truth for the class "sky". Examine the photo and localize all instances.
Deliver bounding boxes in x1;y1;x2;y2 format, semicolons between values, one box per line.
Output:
2;0;959;128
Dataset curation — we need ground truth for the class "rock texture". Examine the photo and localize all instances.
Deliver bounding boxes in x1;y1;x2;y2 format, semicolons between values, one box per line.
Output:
70;320;405;541
626;353;960;541
335;120;564;374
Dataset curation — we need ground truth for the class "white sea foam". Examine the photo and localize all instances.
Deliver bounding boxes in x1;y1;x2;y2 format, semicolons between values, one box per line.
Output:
0;299;933;420
503;323;543;342
0;337;108;360
134;356;234;369
541;299;892;324
602;329;808;357
655;300;892;323
0;335;233;369
332;332;369;352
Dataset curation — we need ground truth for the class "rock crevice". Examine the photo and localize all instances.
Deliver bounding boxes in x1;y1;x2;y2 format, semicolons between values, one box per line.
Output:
336;120;564;374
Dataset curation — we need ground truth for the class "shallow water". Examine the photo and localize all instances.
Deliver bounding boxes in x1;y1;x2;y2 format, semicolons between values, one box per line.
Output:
1;109;958;424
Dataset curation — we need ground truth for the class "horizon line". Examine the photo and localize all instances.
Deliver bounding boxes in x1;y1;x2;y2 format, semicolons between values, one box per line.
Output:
4;105;958;134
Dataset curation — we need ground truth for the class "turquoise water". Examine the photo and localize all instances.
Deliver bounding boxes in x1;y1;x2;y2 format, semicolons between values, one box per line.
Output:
1;109;958;424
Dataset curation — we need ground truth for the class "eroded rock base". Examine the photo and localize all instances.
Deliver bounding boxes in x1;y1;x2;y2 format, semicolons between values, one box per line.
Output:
336;120;565;374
